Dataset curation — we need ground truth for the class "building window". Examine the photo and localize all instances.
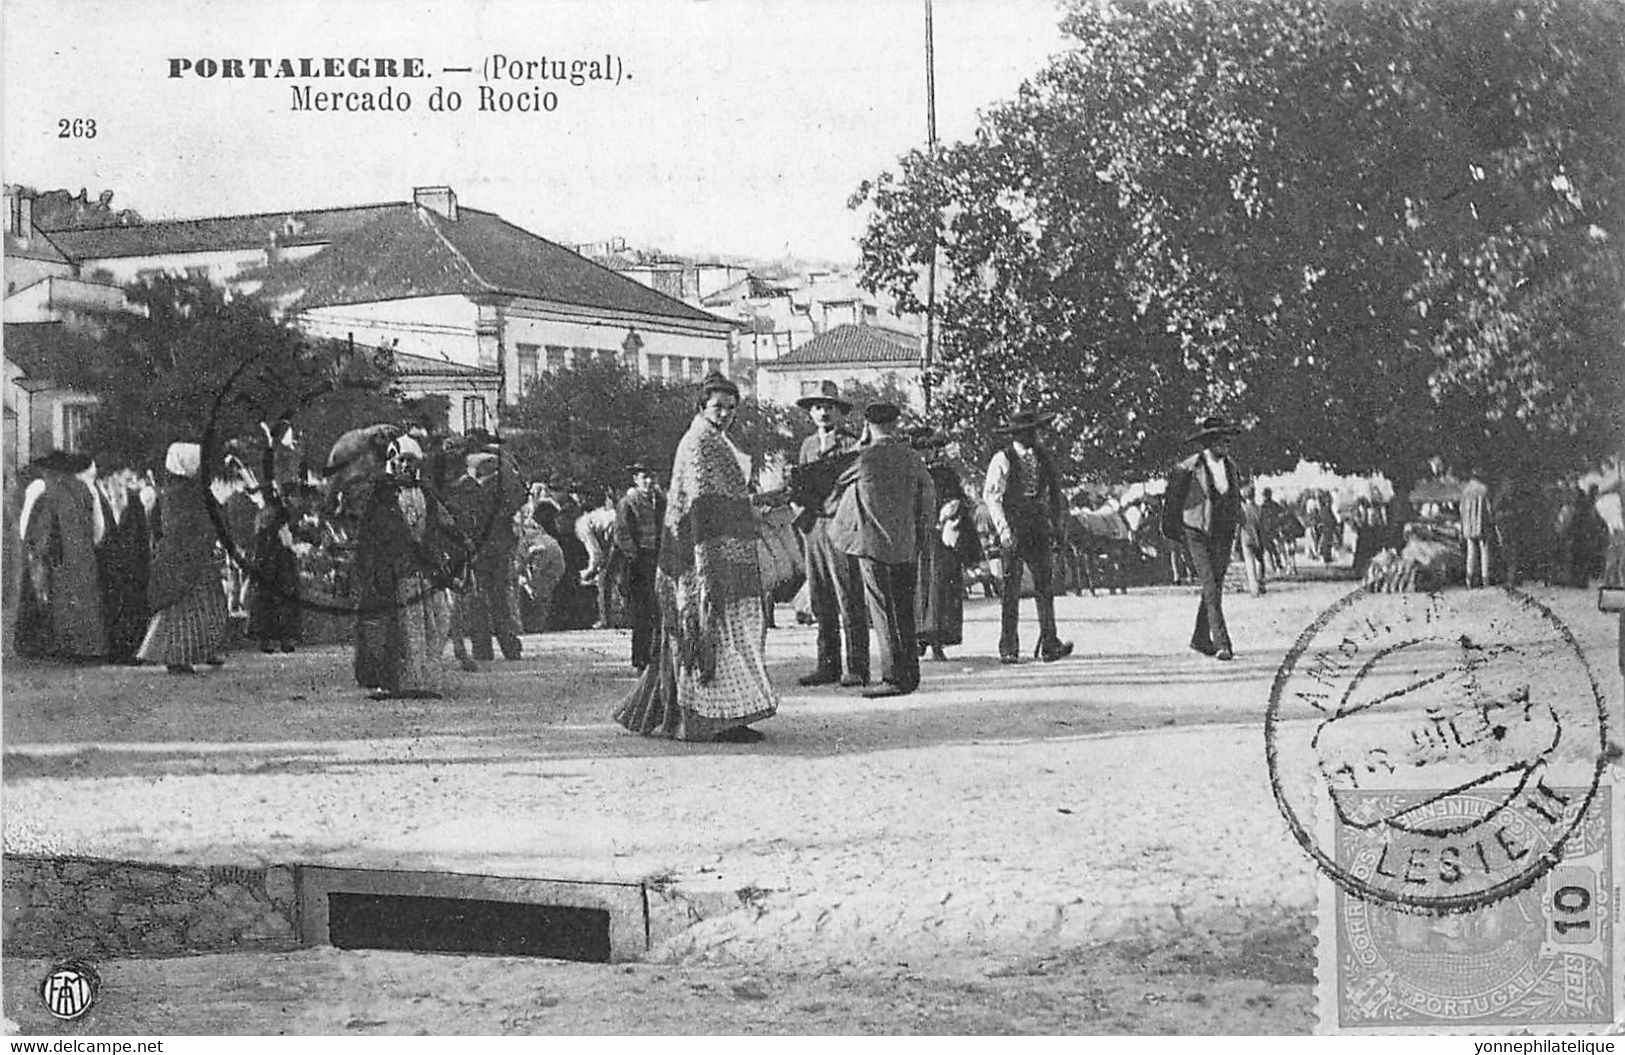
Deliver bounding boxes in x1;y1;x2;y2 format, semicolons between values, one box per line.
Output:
688;358;703;379
516;344;540;394
622;348;640;373
665;356;682;380
463;396;488;433
706;359;722;376
61;403;95;454
545;345;569;372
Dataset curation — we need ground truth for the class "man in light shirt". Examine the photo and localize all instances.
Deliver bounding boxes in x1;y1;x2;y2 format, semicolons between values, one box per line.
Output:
1161;416;1246;661
982;410;1074;665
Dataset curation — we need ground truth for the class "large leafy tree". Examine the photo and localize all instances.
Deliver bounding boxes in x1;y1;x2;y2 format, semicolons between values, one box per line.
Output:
854;0;1625;484
55;274;405;475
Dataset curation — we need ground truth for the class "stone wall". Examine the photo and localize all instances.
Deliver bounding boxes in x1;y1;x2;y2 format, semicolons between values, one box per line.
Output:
2;855;299;959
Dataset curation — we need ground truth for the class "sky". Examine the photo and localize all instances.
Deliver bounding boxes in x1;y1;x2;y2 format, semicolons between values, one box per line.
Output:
4;0;1072;262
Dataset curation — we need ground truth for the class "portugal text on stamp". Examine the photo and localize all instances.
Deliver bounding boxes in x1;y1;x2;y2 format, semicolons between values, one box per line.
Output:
1315;772;1621;1034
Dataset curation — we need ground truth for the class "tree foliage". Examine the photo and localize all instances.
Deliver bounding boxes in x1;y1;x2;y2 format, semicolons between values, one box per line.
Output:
500;361;915;500
55;275;405;474
28;187;142;230
853;0;1625;483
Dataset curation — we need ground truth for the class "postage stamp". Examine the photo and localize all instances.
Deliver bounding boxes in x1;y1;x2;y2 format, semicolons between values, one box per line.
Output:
1263;585;1622;1033
1314;770;1621;1034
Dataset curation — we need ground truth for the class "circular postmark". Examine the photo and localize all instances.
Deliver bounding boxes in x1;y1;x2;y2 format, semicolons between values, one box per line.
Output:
196;342;519;618
1266;586;1612;915
39;960;100;1020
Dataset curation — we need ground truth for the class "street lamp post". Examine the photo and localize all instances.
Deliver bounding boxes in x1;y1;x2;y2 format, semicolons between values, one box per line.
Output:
922;0;939;413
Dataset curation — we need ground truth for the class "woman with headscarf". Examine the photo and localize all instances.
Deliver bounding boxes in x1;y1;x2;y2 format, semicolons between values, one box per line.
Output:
614;373;778;742
911;427;979;662
97;463;153;664
20;451;108;660
138;442;229;673
352;434;461;699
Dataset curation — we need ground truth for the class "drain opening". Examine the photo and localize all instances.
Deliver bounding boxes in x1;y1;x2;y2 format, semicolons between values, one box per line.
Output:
327;892;612;962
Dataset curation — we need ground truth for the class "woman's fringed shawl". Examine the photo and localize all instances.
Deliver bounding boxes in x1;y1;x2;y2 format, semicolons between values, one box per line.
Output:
659;413;761;684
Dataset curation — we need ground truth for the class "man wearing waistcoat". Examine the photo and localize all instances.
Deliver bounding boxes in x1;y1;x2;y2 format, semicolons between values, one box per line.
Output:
614;462;665;672
829;403;936;698
983;410;1075;664
795;381;870;687
1161;415;1246;661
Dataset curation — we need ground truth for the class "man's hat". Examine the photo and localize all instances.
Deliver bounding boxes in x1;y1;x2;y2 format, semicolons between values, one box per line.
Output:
627;462;657;476
993;410;1056;435
1185;414;1244;445
795;380;853;413
864;402;903;426
59;452;95;474
30;451;73;473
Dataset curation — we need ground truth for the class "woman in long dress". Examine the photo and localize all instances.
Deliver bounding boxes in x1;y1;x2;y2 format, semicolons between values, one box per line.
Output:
614;373;778;743
351;435;460;699
912;429;978;662
98;466;152;664
138;443;230;673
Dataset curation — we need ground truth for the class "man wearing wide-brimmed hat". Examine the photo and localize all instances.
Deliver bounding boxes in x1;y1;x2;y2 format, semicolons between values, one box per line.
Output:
793;380;869;687
1161;414;1246;661
983;410;1074;664
614;461;666;672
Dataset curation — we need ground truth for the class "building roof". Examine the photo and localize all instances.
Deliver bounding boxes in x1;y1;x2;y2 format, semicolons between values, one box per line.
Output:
250;206;729;327
765;323;920;368
43;203;398;259
3;226;71;265
2;321;102;381
391;349;500;380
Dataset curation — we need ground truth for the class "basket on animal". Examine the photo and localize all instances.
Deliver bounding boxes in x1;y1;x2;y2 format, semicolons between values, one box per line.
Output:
1363;538;1463;593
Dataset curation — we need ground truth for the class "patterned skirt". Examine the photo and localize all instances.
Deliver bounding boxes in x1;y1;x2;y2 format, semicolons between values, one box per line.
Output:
613;594;777;741
137;580;230;666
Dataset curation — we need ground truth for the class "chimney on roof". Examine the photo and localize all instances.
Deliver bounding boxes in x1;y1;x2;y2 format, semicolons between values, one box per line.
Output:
5;186;33;242
414;186;458;221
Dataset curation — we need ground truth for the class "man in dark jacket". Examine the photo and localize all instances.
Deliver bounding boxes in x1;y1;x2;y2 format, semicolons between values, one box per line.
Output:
448;449;522;661
982;410;1074;664
793;381;868;687
828;403;936;698
1161;415;1245;660
614;462;665;672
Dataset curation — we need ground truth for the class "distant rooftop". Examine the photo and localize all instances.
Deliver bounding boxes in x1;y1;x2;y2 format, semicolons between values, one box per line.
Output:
765;323;920;368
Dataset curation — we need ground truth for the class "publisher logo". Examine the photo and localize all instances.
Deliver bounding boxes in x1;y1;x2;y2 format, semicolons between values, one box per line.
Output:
40;961;99;1020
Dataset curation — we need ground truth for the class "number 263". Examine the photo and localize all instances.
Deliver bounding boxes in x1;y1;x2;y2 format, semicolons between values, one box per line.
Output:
57;119;96;139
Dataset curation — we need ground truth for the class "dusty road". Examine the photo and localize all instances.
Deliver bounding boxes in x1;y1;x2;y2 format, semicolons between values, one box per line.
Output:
4;578;1619;1034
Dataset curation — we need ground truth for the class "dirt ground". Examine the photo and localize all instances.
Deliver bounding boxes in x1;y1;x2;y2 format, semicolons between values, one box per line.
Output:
4;575;1618;1035
3;928;1315;1035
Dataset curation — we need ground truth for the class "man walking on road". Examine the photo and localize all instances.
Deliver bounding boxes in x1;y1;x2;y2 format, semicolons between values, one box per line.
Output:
794;381;869;688
983;410;1075;665
1162;415;1245;661
614;463;665;672
829;403;936;698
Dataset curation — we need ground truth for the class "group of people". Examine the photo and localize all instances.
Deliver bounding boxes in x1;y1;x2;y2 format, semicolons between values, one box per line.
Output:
11;442;248;674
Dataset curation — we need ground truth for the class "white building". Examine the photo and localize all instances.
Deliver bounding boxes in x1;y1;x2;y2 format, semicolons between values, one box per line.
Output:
40;186;736;431
757;323;925;410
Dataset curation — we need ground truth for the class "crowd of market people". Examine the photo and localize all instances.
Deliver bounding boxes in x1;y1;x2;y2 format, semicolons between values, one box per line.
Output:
6;372;1621;744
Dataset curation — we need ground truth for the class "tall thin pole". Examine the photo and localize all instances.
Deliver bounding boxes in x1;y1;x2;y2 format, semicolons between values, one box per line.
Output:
922;0;939;413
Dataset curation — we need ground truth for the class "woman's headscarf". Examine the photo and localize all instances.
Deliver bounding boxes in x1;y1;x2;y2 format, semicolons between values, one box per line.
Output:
165;442;202;479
